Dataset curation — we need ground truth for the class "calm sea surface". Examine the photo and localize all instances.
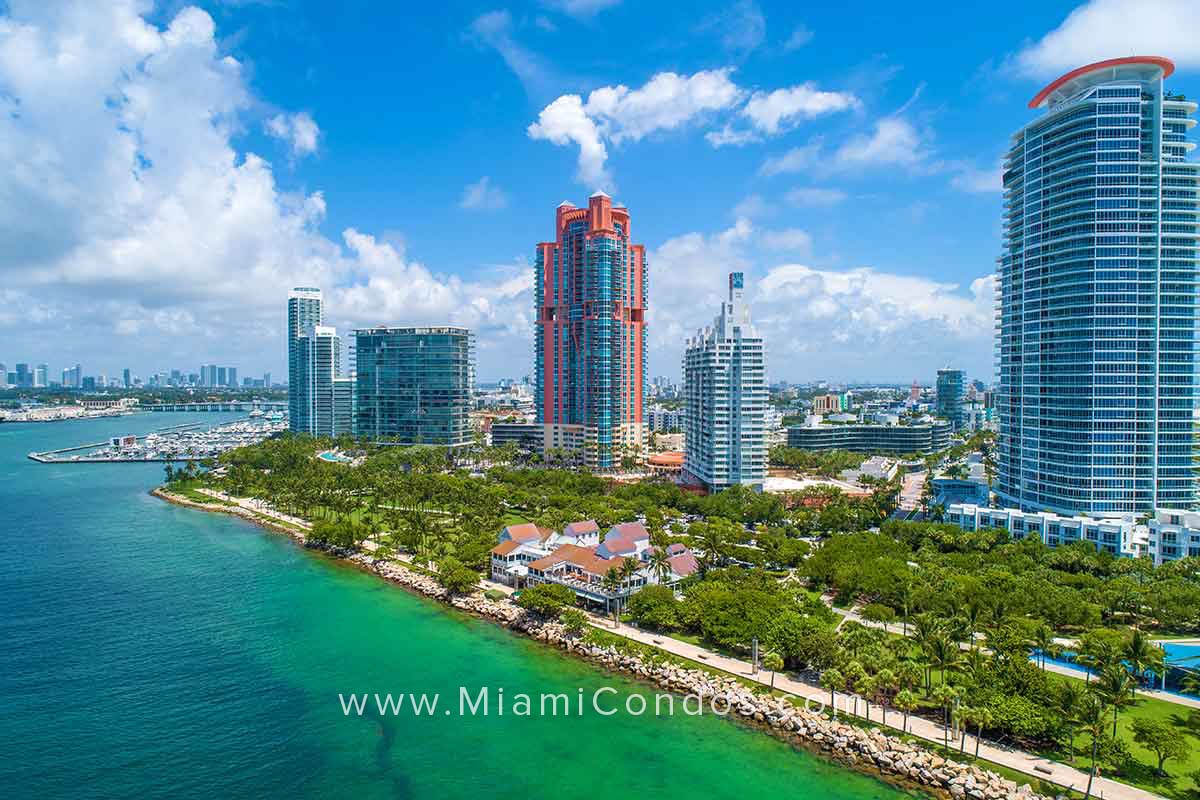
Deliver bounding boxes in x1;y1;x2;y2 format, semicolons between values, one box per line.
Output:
0;412;913;799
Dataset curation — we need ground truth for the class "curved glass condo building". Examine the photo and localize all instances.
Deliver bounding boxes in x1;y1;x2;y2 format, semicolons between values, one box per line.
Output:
996;57;1200;515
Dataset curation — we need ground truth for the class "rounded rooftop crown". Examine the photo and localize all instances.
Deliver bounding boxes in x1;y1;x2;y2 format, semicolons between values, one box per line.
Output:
1029;56;1175;109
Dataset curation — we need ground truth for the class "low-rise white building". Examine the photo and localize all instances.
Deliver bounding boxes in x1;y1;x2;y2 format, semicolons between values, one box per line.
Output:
945;503;1142;557
947;504;1200;565
1147;509;1200;565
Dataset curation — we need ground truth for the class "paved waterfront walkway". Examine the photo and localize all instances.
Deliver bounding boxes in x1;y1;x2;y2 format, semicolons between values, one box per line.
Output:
197;489;313;530
584;614;1166;800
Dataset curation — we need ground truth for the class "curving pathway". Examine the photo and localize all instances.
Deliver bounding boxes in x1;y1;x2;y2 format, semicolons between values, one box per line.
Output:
586;614;1170;800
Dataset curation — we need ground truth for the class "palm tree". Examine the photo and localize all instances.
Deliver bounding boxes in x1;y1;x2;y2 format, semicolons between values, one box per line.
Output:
1057;680;1088;762
1077;634;1120;683
962;647;989;684
763;651;784;691
859;674;877;722
843;661;868;717
1180;670;1200;697
1124;628;1163;691
897;659;923;695
647;547;673;585
928;633;963;687
1093;664;1135;738
894;689;919;733
875;668;897;726
954;704;973;753
971;705;994;759
1031;623;1057;670
841;621;877;659
601;566;622;618
931;684;959;752
820;668;845;716
960;598;985;644
1079;694;1109;800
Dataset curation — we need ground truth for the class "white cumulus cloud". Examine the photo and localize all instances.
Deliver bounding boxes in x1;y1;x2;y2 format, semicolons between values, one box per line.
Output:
1012;0;1200;78
459;176;509;210
265;111;320;157
528;93;611;188
832;116;926;169
583;69;744;144
0;1;531;374
741;83;860;135
532;69;858;187
646;221;994;380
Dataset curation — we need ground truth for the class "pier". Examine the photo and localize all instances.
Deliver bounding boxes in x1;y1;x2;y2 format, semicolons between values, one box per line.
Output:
147;401;286;413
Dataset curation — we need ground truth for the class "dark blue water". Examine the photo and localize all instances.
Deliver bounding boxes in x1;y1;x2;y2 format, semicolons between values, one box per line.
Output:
0;413;911;800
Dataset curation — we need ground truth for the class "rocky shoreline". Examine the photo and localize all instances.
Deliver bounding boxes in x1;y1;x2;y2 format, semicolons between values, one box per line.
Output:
153;488;1051;800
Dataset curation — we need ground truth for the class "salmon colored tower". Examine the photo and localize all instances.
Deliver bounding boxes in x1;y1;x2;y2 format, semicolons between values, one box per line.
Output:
535;192;646;470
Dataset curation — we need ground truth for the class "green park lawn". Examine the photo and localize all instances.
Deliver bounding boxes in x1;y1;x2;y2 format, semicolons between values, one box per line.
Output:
1043;682;1200;799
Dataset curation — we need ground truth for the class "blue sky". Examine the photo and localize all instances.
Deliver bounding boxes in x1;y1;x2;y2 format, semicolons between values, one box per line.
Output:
1;0;1198;385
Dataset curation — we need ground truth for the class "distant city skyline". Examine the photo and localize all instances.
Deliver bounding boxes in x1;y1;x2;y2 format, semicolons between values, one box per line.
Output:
0;356;271;390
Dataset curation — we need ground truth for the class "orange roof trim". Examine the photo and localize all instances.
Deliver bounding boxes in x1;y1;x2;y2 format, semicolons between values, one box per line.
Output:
1029;56;1174;109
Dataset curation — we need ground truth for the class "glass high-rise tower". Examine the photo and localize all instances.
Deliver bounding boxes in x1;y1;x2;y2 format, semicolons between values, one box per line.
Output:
535;193;647;469
996;56;1200;516
287;287;323;432
353;326;474;447
293;325;343;437
935;368;966;431
682;272;766;491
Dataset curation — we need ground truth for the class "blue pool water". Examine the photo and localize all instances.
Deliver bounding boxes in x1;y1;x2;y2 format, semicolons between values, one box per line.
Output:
1034;644;1199;697
1162;641;1200;667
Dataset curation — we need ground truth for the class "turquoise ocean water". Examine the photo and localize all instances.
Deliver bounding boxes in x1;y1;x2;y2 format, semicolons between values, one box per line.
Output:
0;413;912;799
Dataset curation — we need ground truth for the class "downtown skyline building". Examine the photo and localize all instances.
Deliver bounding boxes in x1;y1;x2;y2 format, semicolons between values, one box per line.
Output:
535;193;647;469
682;272;766;492
995;56;1200;516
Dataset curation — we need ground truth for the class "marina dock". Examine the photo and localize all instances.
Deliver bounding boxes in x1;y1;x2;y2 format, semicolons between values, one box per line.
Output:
28;418;286;463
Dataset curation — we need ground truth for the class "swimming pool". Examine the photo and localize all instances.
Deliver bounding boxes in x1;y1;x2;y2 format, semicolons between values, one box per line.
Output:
317;450;351;463
1033;643;1199;698
1162;641;1200;668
